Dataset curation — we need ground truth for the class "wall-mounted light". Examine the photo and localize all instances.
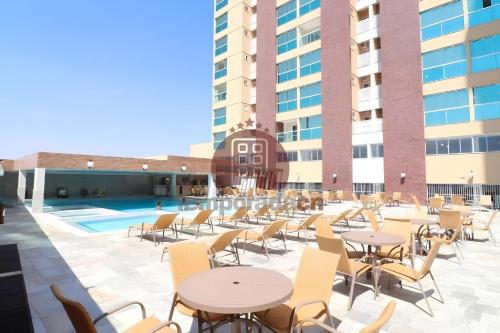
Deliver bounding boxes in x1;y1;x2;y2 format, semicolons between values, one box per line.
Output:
469;170;475;178
87;160;95;170
332;172;337;183
181;165;187;173
142;163;149;171
400;171;406;179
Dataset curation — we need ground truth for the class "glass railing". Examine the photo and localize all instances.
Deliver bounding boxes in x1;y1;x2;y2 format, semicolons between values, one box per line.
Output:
469;4;500;27
300;29;321;46
300;127;322;140
277;130;298;143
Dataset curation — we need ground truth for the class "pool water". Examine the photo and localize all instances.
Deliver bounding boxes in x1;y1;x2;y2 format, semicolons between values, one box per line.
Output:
37;197;209;233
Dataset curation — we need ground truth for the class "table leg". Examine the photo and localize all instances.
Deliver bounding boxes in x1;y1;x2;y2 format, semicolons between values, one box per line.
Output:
373;246;380;298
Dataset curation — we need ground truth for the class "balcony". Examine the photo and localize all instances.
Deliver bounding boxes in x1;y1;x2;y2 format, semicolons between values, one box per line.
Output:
249;14;257;31
250;38;257;55
356;15;379;43
250;63;256;80
300;29;320;47
277;130;298;143
352;118;383;135
355;0;378;11
358;85;382;111
250;87;256;104
357;49;381;76
297;17;321;48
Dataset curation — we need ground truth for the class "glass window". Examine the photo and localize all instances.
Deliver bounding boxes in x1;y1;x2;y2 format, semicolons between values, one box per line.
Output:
300;149;322;161
214;59;227;79
213;107;226;126
474;136;488;152
215;36;227;56
470;34;500;73
277;88;298;113
468;0;500;27
426;140;438;155
423;89;470;126
215;13;228;33
299;0;320;16
213;83;227;102
437;140;449;154
213;131;226;150
277;58;297;83
461;137;473;153
300;49;321;77
277;0;297;26
370;144;384;158
487;135;500;151
216;0;228;11
449;139;461;153
474;84;500;121
276;29;297;55
300;81;322;108
353;145;368;158
422;44;467;83
299;115;322;140
420;1;464;41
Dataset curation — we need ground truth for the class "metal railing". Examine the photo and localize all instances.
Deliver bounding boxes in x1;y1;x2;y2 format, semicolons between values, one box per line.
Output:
427;184;500;208
353;183;385;195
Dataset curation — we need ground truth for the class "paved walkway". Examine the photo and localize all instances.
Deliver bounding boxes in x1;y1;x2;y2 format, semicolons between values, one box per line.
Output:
1;202;499;332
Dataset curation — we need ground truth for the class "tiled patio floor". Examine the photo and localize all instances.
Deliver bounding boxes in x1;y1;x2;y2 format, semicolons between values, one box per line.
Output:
1;203;499;333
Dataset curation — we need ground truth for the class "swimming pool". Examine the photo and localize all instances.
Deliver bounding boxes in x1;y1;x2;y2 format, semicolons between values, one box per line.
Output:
36;197;209;233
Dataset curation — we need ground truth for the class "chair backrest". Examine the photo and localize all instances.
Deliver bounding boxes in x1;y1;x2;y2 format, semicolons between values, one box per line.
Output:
263;220;288;238
359;301;396;333
439;210;462;229
363;210;380;231
210;229;243;253
316;235;352;276
451;195;464;206
429;197;443;209
485;210;498;227
352;193;359;201
155;213;179;230
193;209;214;225
50;285;97;333
480;195;493;206
419;241;442;278
381;218;412;253
256;204;271;216
315;218;335;237
393;192;401;200
290;248;340;308
360;195;370;205
302;213;323;228
411;195;422;210
347;207;364;220
247;188;254;197
232;206;248;219
168;242;211;290
336;190;344;200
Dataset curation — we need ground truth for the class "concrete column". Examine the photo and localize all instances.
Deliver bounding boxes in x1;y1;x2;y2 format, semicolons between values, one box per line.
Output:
208;174;217;199
17;170;27;203
368;4;375;29
31;168;45;214
369;38;376;65
170;174;177;198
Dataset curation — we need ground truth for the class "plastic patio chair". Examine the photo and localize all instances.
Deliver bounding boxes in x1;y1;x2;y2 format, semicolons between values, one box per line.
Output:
282;213;323;244
176;209;214;238
51;284;182;333
251;247;340;333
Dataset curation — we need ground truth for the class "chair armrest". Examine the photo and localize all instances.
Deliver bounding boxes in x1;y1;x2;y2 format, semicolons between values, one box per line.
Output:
290;298;331;329
93;301;146;325
149;321;182;333
297;318;340;333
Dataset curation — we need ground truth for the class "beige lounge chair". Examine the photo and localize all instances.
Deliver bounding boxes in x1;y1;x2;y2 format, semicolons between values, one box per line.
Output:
283;213;322;244
240;220;288;257
360;194;373;208
379;242;444;317
465;210;497;243
252;248;340;333
345;207;366;228
269;202;293;219
128;213;179;245
247;204;272;223
316;235;371;310
363;210;381;232
51;284;181;333
216;206;249;228
176;209;214;238
167;242;227;331
297;301;396;333
206;229;243;266
324;209;353;229
392;192;402;206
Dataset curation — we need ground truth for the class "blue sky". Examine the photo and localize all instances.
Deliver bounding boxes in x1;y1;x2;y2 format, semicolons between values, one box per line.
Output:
0;0;214;159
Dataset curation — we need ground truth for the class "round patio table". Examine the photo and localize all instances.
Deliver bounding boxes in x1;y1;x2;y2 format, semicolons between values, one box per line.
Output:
342;231;404;297
177;266;293;333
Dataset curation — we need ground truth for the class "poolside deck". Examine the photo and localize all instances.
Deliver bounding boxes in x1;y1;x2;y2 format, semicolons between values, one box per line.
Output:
1;203;499;333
